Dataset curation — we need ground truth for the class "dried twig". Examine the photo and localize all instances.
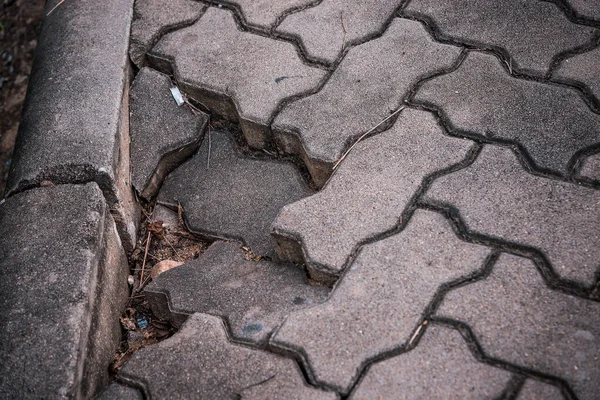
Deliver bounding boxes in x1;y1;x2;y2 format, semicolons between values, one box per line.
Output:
332;106;405;171
138;231;151;291
46;0;66;16
408;320;428;347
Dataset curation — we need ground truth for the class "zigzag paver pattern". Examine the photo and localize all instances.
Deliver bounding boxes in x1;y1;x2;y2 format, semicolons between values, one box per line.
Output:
114;1;600;397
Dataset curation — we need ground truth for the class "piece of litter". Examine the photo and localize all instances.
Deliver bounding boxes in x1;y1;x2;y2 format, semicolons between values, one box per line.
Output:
170;87;185;106
136;316;149;330
127;275;134;286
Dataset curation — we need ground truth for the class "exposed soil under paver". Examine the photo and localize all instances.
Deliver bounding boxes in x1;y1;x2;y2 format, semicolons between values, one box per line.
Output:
1;0;599;398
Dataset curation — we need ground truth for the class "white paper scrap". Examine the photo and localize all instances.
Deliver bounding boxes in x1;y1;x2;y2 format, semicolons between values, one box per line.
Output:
170;87;185;106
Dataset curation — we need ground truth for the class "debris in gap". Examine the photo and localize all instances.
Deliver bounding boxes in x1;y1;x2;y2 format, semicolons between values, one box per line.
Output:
111;202;210;373
242;245;263;261
151;259;183;279
170;86;185;106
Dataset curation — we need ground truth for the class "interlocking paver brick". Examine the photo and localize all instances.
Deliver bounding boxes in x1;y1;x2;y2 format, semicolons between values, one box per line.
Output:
567;0;600;20
580;153;600;181
158;131;312;257
437;254;600;400
129;0;205;68
130;67;208;200
276;0;404;64
149;7;327;149
96;383;143;399
273;18;461;186
118;313;337;399
349;325;512;399
554;45;600;105
271;210;490;393
517;379;565;400
404;0;596;76
414;51;600;177
0;184;129;398
145;241;328;344
273;109;474;281
425;145;600;286
217;0;315;31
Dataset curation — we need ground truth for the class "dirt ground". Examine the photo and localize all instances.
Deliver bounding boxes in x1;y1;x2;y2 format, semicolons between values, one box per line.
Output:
0;0;45;197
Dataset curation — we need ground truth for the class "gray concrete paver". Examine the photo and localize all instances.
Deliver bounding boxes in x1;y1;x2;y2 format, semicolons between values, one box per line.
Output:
276;0;404;64
517;379;565;400
350;325;512;400
566;0;600;20
273;109;474;282
130;67;208;200
158;131;312;257
219;0;316;31
273;18;461;186
553;45;600;105
145;241;329;344
437;253;600;400
425;145;600;286
580;152;600;181
96;383;143;400
149;7;327;149
404;0;597;76
118;313;336;399
414;51;600;177
271;210;490;393
129;0;205;68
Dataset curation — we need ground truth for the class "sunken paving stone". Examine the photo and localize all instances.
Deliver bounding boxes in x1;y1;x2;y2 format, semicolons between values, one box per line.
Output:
273;18;461;186
580;153;600;181
424;145;600;286
118;313;337;399
273;109;474;281
404;0;596;76
349;325;512;399
145;241;329;344
554;45;600;105
271;210;491;393
149;7;327;149
276;0;405;64
0;183;129;399
158;131;312;257
217;0;316;31
517;380;565;400
437;254;600;400
130;67;208;200
129;0;205;68
567;0;600;20
414;51;600;177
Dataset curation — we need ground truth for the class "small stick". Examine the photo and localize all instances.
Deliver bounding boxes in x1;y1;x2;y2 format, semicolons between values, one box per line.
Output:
206;130;212;169
408;320;428;347
333;106;404;171
138;231;151;291
46;0;66;16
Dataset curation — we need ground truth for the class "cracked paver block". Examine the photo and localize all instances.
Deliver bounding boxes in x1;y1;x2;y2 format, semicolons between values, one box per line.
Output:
149;7;327;149
437;254;600;400
567;0;600;20
273;18;461;186
218;0;316;31
404;0;596;76
273;109;474;281
129;0;205;68
0;183;129;398
118;313;337;399
271;210;490;393
554;45;600;105
517;379;565;400
145;241;329;344
425;145;600;286
350;325;511;399
130;67;208;200
580;152;600;181
158;131;312;257
414;51;600;176
276;0;405;64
